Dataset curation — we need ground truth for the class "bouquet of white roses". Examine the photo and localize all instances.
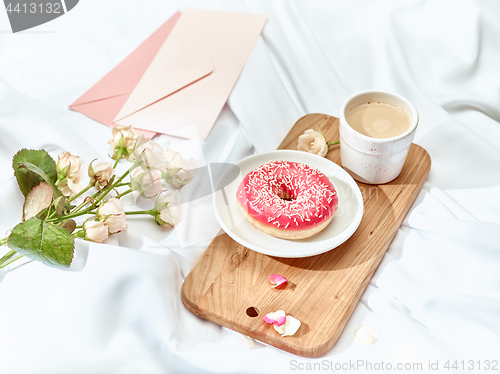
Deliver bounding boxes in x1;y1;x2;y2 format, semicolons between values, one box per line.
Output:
0;125;190;270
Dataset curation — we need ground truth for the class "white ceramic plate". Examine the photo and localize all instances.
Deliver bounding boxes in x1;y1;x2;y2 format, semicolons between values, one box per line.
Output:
213;150;364;258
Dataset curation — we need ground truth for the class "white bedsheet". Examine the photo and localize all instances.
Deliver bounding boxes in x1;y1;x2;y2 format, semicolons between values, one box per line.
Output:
1;0;499;373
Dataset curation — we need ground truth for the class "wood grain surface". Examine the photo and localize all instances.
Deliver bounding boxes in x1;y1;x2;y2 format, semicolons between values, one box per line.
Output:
181;113;431;357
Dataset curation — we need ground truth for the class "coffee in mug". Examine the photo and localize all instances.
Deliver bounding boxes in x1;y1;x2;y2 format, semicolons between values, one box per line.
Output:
346;101;410;139
339;90;419;184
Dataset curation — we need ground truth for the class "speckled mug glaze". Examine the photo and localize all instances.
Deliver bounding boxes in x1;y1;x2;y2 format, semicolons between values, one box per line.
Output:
339;90;419;184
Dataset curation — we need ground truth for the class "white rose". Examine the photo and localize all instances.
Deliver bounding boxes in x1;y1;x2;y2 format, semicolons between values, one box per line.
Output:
84;220;109;243
59;179;82;198
130;167;163;198
108;125;138;161
131;135;168;171
89;160;114;190
56;151;83;197
154;193;181;227
96;197;127;234
297;129;329;157
56;151;82;182
162;149;191;188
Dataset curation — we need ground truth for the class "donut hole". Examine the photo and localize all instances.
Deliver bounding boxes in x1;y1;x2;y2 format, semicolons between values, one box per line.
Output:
278;190;295;201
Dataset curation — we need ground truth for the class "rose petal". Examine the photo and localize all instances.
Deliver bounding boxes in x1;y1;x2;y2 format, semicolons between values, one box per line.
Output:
263;310;287;326
274;314;287;326
274;315;301;337
269;274;288;288
263;314;275;324
354;325;379;345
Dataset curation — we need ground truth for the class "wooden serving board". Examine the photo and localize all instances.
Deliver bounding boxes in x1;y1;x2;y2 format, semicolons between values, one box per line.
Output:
182;114;431;357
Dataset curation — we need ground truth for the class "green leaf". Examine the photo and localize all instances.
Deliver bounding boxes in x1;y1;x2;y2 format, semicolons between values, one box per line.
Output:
53;196;67;216
18;161;62;199
7;218;74;268
13;149;57;197
23;182;53;221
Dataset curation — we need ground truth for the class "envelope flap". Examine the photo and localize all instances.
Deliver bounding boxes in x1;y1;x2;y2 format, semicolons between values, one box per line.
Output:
114;10;214;122
70;12;181;107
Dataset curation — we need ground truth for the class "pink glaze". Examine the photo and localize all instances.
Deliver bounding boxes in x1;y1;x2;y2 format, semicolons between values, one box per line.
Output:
237;161;338;231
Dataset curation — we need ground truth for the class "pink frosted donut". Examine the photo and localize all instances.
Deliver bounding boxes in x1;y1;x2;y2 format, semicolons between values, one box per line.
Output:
236;160;338;239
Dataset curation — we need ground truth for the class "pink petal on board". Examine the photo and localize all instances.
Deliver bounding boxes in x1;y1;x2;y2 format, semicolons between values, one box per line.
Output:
274;313;287;326
263;314;275;324
269;274;288;288
263;310;287;326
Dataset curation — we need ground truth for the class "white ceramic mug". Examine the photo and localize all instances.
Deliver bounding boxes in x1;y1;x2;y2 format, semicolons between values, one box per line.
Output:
339;90;419;184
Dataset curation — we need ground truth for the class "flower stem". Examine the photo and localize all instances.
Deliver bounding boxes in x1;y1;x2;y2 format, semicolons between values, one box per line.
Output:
46;204;53;219
113;148;125;168
0;237;7;246
69;181;94;203
93;161;137;208
0;249;23;268
49;161;138;224
116;189;133;199
47;207;93;223
327;141;340;146
0;256;23;268
72;186;103;214
125;209;157;216
71;190;104;214
46;209;58;220
71;199;90;215
72;189;102;215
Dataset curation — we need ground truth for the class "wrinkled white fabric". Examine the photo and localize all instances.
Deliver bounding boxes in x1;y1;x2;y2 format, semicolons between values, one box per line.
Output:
1;0;500;373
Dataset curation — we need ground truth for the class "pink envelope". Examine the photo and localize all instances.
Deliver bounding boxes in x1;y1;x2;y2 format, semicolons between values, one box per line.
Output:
113;8;267;140
69;12;182;137
71;9;267;141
